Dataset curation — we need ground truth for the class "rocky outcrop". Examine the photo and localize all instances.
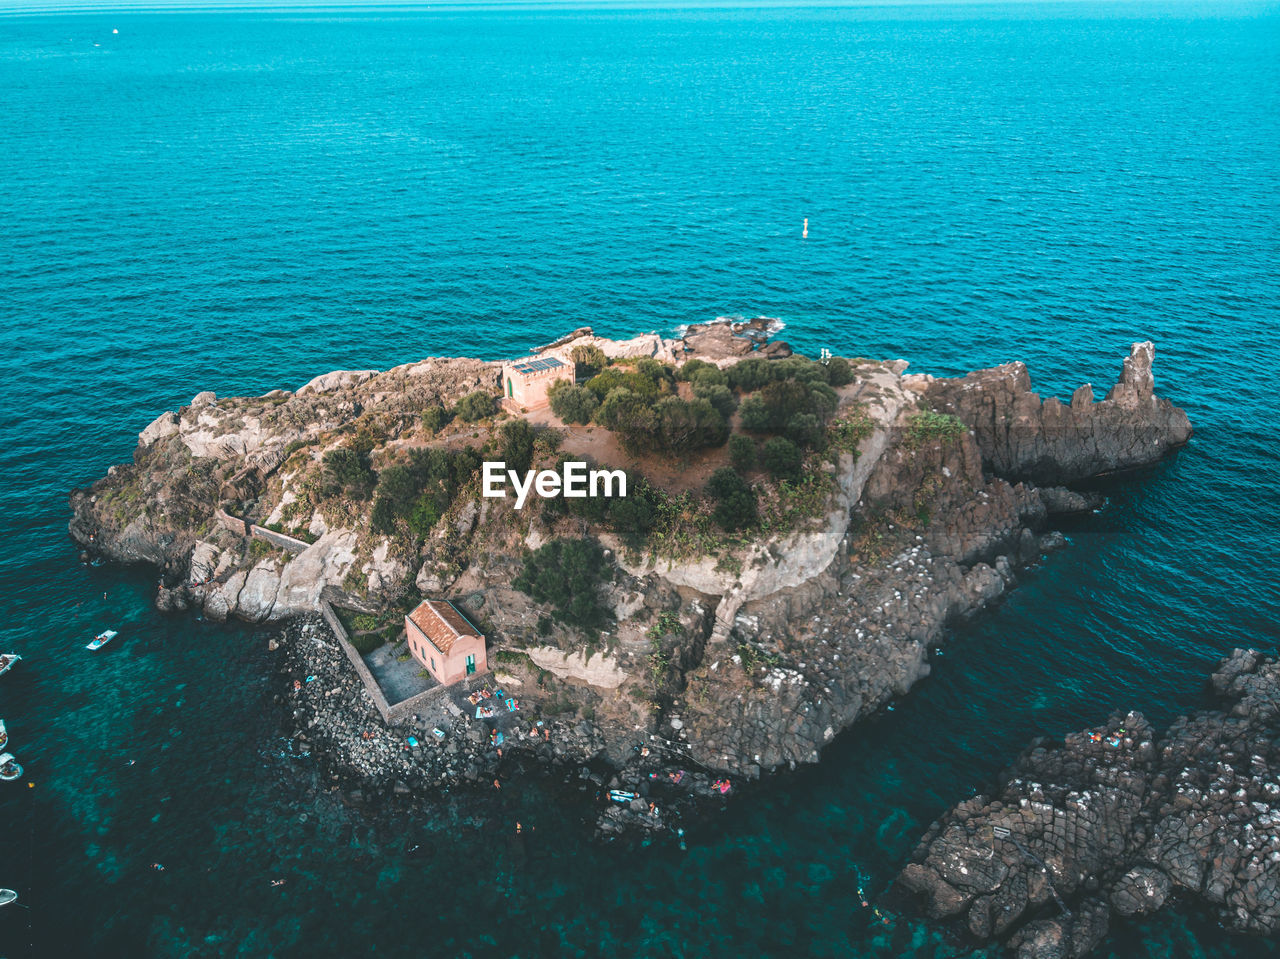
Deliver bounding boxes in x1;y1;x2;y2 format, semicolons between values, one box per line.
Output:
897;648;1280;958
537;327;681;363
922;342;1192;485
525;646;630;689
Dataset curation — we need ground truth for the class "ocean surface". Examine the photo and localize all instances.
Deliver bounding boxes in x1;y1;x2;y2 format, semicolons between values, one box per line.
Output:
1;3;1278;956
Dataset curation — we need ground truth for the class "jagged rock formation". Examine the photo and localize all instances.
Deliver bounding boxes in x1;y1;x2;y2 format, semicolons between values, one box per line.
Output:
897;649;1280;959
919;341;1192;485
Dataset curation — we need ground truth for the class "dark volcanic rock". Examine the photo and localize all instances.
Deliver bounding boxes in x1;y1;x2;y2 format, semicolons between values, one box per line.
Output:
925;341;1192;485
897;648;1280;956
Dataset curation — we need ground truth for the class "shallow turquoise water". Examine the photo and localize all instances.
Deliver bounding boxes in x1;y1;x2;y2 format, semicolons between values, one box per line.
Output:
0;4;1277;956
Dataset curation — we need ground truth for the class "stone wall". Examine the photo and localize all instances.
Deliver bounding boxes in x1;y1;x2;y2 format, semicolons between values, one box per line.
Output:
319;597;394;723
213;506;310;554
213;507;248;536
248;523;310;554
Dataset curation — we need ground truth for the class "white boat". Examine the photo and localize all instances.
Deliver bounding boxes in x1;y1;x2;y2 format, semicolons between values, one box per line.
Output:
0;753;22;782
87;629;118;651
0;653;19;677
0;888;16;907
0;719;7;751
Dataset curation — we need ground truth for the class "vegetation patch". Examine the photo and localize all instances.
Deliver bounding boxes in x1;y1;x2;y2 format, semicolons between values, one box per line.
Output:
514;537;613;633
904;410;967;449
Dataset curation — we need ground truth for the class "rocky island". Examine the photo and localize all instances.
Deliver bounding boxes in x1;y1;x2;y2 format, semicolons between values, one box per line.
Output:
69;323;1193;851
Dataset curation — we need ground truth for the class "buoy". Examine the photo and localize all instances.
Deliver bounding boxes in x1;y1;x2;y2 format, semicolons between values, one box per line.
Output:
802;217;808;239
112;28;119;34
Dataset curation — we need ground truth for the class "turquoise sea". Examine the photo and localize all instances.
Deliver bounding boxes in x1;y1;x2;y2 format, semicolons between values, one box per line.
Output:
1;3;1278;956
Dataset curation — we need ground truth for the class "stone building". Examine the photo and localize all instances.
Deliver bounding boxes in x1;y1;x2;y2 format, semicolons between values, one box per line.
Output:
501;353;575;412
405;599;487;686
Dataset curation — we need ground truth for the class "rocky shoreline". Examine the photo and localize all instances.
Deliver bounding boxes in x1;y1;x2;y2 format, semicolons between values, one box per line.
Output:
897;648;1280;958
274;614;741;840
67;325;1193;844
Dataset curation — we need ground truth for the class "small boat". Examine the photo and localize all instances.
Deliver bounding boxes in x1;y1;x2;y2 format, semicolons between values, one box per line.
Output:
0;753;22;782
87;629;118;651
0;888;16;907
0;719;7;750
0;653;20;677
608;790;638;804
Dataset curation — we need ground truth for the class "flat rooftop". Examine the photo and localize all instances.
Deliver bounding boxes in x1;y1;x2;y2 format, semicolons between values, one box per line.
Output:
510;356;566;375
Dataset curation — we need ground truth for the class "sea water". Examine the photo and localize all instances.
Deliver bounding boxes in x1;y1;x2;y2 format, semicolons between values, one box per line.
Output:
0;3;1277;956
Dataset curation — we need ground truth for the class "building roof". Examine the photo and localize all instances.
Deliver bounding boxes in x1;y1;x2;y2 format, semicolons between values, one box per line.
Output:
509;355;567;376
407;600;481;656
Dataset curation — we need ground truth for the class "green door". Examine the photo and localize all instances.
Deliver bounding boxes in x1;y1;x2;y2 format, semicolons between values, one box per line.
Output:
466;654;476;675
507;379;513;398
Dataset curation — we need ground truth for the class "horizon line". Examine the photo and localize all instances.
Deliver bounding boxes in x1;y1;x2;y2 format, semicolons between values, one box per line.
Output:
3;0;1273;14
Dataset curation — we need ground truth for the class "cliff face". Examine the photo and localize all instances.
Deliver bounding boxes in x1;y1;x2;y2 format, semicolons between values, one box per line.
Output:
919;341;1192;485
67;331;1192;790
897;649;1280;959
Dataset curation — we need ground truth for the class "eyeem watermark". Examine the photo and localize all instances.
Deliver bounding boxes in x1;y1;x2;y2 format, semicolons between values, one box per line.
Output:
482;461;627;510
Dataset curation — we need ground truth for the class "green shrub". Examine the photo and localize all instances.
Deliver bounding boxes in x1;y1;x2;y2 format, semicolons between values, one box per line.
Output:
726;357;773;391
824;357;853;387
570;344;608;377
608;477;658;544
514;538;612;630
677;358;723;383
786;412;824;449
534;429;564;459
693;382;737;420
597;388;659;454
762;437;804;482
905;410;967;448
498;419;536;475
729;434;757;472
323;447;375;499
371;495;398;534
654;396;728;454
548;381;600;424
706;467;757;531
421;405;450;434
647;610;683;639
686;363;728;388
377;465;417;512
456;391;497;422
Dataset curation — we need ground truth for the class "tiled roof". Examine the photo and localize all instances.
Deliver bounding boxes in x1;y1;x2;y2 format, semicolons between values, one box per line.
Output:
408;600;480;656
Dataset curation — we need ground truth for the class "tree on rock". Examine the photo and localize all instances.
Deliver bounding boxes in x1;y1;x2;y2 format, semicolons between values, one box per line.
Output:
514;538;612;631
706;467;757;531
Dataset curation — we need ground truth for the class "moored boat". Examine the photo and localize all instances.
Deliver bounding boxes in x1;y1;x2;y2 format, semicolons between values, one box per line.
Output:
0;752;22;782
0;719;7;751
0;888;16;907
86;629;118;651
0;653;20;677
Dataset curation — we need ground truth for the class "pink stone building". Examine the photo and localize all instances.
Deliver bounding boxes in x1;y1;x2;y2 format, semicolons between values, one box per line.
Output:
405;599;487;686
501;354;575;412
